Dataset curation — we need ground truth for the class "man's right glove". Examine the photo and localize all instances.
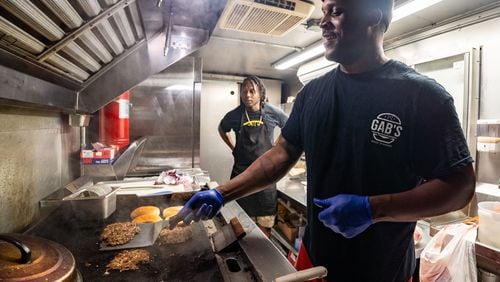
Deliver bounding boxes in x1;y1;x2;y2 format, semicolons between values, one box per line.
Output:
168;189;224;228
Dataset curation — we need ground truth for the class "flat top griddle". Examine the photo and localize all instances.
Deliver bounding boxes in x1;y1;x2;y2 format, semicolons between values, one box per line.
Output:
25;195;223;282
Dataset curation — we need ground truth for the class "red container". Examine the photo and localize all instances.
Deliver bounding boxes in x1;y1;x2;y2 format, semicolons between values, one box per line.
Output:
99;91;130;149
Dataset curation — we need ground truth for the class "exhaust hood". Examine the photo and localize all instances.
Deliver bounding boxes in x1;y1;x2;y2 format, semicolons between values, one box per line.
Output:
0;0;227;113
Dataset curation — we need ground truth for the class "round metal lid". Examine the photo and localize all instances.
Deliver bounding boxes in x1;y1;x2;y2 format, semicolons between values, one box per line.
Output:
0;234;76;282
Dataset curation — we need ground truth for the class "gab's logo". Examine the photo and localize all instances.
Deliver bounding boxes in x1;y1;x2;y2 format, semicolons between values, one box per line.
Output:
370;113;403;147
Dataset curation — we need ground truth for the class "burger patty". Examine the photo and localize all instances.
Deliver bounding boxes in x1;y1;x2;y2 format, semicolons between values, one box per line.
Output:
101;222;141;246
106;249;150;272
158;224;193;244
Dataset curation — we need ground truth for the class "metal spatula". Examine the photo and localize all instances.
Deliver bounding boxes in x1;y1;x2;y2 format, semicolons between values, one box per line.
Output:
99;220;168;251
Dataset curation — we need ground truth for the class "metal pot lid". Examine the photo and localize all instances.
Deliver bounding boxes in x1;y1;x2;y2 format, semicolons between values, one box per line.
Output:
0;234;76;281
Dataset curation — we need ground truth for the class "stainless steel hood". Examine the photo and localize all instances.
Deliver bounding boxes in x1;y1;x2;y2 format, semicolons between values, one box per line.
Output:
0;0;227;113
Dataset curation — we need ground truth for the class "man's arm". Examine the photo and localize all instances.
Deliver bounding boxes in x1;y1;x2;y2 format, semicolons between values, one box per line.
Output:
218;125;235;151
218;135;302;201
370;163;475;222
314;163;475;238
168;135;302;226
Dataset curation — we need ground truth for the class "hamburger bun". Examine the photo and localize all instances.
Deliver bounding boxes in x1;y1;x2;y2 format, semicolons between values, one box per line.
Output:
130;206;160;220
132;214;162;224
162;206;183;219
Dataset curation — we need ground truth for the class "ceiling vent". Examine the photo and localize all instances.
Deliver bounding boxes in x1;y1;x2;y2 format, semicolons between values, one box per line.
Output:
0;0;144;82
219;0;314;36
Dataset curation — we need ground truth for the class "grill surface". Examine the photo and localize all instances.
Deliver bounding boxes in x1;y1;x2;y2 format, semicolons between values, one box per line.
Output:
25;194;223;281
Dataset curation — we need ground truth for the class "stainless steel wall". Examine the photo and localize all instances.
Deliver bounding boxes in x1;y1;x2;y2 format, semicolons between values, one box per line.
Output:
127;56;201;173
0;105;80;233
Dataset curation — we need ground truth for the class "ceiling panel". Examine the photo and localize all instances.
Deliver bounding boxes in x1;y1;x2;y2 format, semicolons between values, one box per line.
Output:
198;0;500;83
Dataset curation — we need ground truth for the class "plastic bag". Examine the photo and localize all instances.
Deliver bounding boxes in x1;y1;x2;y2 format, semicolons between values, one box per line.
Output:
420;223;478;282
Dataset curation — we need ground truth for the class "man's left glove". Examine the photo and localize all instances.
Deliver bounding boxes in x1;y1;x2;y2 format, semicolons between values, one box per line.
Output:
168;189;224;228
313;194;373;238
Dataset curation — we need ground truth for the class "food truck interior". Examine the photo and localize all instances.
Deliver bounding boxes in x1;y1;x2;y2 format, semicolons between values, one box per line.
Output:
1;0;500;281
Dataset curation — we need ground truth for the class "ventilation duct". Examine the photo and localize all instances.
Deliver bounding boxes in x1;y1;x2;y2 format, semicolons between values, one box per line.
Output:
0;0;227;112
0;16;46;54
41;0;83;29
0;0;65;41
76;0;102;17
219;0;314;36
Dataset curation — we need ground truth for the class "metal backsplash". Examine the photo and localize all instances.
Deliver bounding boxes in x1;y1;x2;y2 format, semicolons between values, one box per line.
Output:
0;105;80;233
126;56;201;175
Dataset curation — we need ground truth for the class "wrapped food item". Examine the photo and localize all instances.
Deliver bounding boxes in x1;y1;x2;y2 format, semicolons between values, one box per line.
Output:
154;170;193;185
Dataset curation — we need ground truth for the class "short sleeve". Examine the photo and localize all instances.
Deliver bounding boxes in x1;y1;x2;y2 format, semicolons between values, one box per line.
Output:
281;87;307;150
219;112;233;133
411;86;473;179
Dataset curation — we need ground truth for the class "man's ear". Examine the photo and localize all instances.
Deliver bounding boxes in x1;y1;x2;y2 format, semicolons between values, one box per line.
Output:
367;8;384;28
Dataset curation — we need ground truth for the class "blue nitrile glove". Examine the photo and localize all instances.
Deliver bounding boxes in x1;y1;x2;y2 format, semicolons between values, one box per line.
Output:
313;194;373;238
169;189;224;227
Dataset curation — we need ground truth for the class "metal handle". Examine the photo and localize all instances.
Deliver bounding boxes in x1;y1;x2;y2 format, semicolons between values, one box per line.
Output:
0;235;32;264
273;266;328;282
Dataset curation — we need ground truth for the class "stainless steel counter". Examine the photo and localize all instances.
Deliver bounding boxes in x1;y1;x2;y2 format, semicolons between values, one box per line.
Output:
220;202;296;281
276;177;307;208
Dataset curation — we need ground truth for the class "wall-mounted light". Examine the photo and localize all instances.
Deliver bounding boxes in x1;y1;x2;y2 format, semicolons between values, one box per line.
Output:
272;41;324;70
273;0;444;70
392;0;444;22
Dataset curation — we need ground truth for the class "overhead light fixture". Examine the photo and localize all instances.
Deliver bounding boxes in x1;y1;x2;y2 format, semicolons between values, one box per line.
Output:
272;41;325;70
392;0;444;22
297;56;338;85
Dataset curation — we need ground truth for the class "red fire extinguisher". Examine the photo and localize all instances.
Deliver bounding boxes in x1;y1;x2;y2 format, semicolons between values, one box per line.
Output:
99;91;130;149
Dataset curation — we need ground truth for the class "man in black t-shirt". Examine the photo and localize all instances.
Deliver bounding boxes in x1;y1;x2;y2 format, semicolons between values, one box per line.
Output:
170;0;475;281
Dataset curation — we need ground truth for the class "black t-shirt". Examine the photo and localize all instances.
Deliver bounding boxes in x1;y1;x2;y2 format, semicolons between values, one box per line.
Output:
281;60;472;282
220;103;288;143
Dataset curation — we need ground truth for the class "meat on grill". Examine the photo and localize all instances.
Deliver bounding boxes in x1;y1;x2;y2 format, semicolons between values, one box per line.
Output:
158;224;193;244
101;222;141;246
106;249;150;272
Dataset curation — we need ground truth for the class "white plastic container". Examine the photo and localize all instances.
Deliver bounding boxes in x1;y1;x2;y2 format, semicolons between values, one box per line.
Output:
478;201;500;249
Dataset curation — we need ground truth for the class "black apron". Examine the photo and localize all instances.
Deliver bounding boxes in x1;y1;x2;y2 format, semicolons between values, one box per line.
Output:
231;109;277;217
